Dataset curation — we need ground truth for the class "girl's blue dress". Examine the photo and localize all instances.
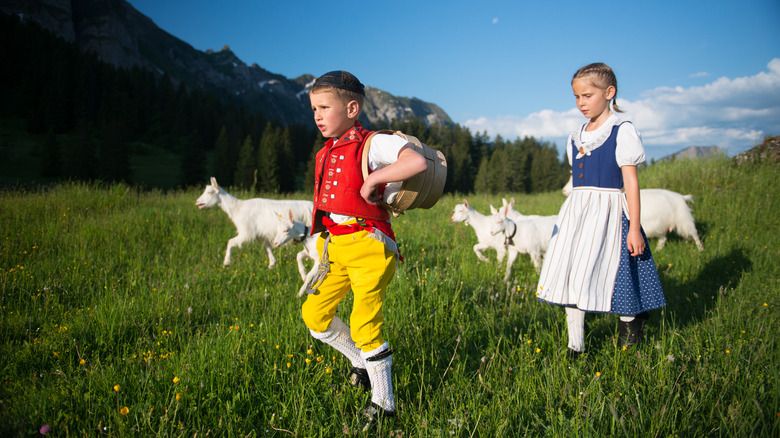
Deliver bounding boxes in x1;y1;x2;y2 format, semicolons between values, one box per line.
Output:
537;118;665;314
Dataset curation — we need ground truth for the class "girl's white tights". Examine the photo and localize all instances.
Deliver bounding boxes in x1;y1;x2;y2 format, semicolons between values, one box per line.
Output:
565;307;586;352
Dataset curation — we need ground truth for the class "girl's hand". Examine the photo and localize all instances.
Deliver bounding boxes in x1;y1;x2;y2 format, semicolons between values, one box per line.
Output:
626;228;645;257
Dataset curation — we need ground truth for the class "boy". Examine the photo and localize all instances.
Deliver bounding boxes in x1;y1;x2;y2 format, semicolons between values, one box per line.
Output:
303;71;427;429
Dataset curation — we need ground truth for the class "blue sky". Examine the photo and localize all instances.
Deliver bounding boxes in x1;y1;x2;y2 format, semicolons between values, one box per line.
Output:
127;0;780;160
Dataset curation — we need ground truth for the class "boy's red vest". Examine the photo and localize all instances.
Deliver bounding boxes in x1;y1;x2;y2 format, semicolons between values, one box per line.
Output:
311;123;390;234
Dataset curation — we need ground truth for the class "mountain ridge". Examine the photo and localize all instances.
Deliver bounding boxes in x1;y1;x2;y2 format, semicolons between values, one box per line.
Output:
0;0;453;129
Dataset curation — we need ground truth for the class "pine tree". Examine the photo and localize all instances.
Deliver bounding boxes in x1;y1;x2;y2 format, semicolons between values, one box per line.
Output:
212;126;234;184
257;123;279;193
234;135;256;191
64;121;96;181
97;119;131;183
303;137;320;194
278;126;296;192
474;157;491;193
41;129;61;178
180;130;206;187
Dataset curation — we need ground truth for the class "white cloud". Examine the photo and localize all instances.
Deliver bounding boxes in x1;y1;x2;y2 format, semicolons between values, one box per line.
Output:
492;17;499;24
689;72;709;78
465;59;780;159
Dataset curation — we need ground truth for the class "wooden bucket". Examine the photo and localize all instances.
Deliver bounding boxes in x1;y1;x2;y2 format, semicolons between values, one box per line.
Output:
362;130;447;216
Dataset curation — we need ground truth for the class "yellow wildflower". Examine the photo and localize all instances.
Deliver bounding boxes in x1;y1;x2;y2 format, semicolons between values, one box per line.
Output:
120;406;129;416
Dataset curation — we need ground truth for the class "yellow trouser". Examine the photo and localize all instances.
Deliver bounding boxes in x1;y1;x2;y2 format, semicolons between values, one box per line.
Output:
301;229;397;352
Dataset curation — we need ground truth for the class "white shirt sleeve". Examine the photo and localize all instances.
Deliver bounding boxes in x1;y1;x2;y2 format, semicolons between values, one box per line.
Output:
566;134;574;166
367;133;410;170
615;123;646;167
367;133;413;205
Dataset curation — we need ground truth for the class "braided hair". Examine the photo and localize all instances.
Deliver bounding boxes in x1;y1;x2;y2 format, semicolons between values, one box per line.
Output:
572;63;623;113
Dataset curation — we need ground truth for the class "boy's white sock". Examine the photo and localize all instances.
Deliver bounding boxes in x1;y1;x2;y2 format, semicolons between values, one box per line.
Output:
619;315;636;322
565;307;586;353
362;342;395;412
309;316;364;368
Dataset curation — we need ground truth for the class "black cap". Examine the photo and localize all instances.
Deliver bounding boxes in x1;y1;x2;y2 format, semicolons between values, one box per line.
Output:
313;70;365;95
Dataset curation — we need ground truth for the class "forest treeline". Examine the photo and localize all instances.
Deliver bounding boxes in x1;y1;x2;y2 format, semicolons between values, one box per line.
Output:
0;13;569;193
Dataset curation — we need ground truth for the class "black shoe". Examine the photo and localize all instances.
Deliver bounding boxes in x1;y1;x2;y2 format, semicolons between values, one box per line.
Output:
348;367;371;391
618;313;649;347
360;402;395;432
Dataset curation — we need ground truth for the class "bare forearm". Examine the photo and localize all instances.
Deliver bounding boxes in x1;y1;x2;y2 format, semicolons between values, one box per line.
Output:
622;166;641;230
365;146;428;187
361;145;428;205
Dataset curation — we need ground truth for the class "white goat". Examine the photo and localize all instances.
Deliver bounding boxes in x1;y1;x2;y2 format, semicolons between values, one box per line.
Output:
195;177;313;267
495;197;557;245
562;176;703;251
638;189;704;251
272;209;321;297
489;199;554;275
451;200;519;278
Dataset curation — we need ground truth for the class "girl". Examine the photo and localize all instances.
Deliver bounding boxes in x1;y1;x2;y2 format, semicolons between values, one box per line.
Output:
536;63;665;357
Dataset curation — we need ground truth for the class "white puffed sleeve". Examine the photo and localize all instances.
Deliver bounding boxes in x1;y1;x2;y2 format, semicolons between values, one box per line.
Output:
615;122;646;167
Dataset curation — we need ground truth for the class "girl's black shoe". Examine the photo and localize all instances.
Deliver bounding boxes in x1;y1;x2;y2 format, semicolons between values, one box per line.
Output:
618;313;649;347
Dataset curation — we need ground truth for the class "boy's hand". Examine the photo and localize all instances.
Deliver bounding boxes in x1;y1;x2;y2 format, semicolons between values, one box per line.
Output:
360;180;381;205
626;229;645;257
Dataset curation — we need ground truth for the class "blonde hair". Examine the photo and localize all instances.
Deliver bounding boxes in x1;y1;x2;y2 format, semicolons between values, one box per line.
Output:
572;63;623;113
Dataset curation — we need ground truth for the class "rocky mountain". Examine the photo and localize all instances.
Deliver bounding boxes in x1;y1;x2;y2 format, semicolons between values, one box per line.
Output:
659;145;724;161
0;0;453;129
732;135;779;164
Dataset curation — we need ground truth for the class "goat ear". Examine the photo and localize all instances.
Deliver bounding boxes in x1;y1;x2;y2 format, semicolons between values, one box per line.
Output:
502;198;508;206
490;205;497;214
211;177;219;189
508;198;515;209
463;199;469;207
288;209;294;221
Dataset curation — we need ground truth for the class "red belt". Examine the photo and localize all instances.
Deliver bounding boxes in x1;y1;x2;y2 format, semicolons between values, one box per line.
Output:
321;216;396;241
320;216;402;261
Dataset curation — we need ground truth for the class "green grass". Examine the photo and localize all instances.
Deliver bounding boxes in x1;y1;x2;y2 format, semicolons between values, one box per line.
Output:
1;157;778;436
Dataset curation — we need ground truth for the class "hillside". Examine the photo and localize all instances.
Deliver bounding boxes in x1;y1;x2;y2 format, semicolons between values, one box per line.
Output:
659;145;724;161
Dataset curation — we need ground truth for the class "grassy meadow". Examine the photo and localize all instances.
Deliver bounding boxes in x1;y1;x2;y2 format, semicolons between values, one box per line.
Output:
1;157;778;437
